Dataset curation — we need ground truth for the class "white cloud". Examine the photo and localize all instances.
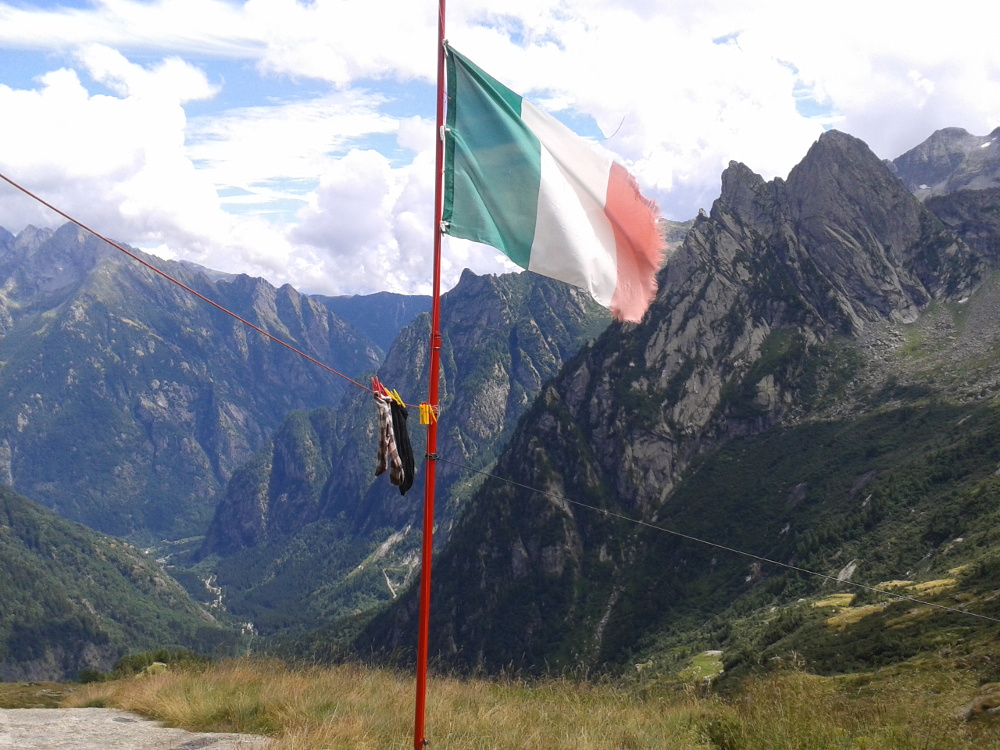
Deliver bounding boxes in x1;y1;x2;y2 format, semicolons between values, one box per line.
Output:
0;0;264;58
0;0;998;297
287;144;511;297
732;0;1000;159
0;51;223;244
245;0;438;86
294;150;394;255
77;44;219;103
187;90;398;206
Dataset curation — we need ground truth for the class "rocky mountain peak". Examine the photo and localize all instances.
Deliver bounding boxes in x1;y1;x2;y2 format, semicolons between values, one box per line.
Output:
0;224;111;305
891;126;1000;198
9;224;52;252
706;130;981;333
785;130;904;218
716;160;773;225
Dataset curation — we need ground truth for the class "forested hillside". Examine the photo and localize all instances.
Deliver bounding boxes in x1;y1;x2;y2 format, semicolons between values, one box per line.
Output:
0;486;229;681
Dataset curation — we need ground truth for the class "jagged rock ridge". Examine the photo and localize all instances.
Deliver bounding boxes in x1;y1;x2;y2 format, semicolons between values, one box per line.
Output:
359;130;984;671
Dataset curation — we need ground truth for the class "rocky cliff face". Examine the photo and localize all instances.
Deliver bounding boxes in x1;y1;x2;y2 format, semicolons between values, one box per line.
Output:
0;223;382;538
197;270;609;631
889;127;1000;267
351;269;611;535
923;189;1000;266
361;130;984;671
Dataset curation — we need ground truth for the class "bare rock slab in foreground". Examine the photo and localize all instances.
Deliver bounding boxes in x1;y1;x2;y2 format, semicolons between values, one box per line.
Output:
0;708;270;750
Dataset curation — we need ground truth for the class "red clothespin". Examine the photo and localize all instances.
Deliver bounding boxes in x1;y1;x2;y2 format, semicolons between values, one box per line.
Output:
371;376;390;398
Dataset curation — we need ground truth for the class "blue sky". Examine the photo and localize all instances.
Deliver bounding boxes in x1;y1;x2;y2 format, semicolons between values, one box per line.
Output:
0;0;998;297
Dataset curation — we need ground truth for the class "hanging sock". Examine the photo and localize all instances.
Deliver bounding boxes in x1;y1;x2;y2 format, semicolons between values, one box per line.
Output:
390;399;415;495
373;391;404;485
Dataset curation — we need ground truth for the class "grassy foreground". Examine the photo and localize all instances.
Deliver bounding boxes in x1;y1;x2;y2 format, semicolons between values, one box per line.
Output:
62;657;1000;750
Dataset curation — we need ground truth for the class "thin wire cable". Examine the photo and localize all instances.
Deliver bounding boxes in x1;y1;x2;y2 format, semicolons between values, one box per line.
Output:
0;171;375;395
436;456;1000;626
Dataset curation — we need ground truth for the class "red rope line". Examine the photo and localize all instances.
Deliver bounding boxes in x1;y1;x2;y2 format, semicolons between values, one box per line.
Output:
0;171;374;395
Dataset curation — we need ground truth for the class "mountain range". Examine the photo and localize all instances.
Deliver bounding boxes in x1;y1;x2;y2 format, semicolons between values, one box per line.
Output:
3;125;1000;681
0;226;421;539
194;269;610;633
354;127;1000;674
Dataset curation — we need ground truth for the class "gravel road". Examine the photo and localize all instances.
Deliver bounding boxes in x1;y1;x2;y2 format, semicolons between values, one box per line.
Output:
0;708;271;749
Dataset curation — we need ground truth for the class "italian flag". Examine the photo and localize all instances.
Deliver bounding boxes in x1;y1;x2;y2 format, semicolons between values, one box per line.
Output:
442;46;662;323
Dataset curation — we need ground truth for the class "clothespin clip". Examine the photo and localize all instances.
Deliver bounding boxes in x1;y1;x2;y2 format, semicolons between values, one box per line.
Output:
419;403;438;425
390;389;405;407
372;377;391;398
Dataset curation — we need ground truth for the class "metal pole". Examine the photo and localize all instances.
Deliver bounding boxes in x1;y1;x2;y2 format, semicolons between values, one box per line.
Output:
414;0;446;746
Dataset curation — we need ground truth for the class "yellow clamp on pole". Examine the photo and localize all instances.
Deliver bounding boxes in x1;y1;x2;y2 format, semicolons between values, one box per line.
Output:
419;403;438;425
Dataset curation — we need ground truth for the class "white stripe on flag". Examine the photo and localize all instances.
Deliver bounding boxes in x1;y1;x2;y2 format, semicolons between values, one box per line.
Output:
521;101;618;307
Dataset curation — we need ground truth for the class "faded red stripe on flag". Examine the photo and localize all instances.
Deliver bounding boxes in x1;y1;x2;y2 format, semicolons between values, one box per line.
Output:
606;162;661;322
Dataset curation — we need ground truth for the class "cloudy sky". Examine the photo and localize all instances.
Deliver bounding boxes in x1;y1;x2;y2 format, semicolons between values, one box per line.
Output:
0;0;997;297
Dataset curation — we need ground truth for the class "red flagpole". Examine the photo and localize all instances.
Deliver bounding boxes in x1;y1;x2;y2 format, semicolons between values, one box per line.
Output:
414;0;447;747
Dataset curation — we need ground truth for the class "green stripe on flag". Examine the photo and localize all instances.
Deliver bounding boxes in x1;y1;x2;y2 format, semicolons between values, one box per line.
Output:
443;46;540;269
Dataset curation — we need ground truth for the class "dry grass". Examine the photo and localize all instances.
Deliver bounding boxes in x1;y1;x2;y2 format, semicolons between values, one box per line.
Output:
911;578;958;595
64;658;703;750
876;578;958;595
61;657;1000;750
0;681;74;708
814;593;856;608
826;603;889;628
699;669;1000;750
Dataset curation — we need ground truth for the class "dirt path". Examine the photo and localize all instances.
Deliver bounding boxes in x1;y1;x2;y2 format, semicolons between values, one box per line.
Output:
0;708;271;749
